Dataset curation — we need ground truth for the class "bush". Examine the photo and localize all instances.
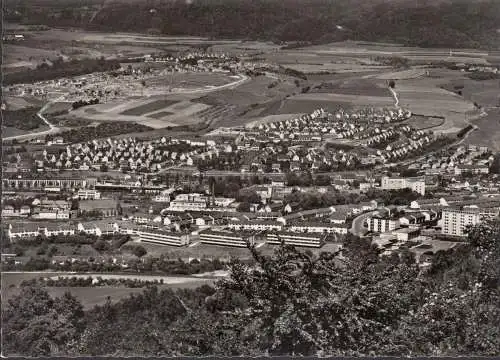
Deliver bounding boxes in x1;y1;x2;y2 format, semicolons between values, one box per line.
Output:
132;245;147;258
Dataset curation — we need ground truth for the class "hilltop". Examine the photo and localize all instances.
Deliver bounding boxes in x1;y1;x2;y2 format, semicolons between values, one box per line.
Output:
4;0;500;49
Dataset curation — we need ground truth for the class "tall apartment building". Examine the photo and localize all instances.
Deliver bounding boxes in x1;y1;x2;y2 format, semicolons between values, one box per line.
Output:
381;176;426;195
441;208;481;237
367;215;399;233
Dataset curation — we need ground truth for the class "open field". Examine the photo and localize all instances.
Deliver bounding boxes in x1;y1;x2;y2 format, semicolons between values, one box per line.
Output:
290;93;395;107
464;109;500;151
120;99;179;116
440;78;500;108
68;98;211;128
282;63;390;74
3;96;44;110
140;242;342;261
2;125;51;138
3;44;63;69
148;110;174;119
405;115;445;130
44;101;72;114
312;78;390;97
2;271;216;309
301;41;493;65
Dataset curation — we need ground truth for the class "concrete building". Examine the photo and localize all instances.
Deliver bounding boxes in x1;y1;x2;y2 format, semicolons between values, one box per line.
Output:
367;214;399;233
76;189;101;200
441;208;482;237
288;222;349;234
169;193;208;212
227;220;283;232
136;228;190;246
199;229;255;247
381;176;426;195
266;232;326;248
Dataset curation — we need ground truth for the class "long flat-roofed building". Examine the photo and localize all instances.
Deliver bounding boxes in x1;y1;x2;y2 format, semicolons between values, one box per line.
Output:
381;176;426;195
199;229;255;247
266;232;326;248
136;227;190;246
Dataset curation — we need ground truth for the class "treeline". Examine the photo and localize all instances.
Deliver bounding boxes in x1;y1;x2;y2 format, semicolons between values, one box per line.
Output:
466;72;500;81
21;276;170;288
45;122;153;143
3;58;121;85
3;107;44;130
7;0;500;49
3;221;499;356
285;187;424;211
457;125;474;138
72;98;99;110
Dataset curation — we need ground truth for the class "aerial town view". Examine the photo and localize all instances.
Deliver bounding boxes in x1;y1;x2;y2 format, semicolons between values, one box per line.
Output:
2;0;500;357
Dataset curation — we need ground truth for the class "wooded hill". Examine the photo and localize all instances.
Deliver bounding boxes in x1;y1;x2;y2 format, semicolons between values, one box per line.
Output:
5;0;500;49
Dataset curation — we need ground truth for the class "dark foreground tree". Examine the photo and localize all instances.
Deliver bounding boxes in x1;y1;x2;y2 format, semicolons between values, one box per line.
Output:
2;287;86;356
2;222;499;356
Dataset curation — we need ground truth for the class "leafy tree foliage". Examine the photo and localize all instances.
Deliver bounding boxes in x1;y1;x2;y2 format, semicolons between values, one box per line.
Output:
7;0;500;49
3;222;499;356
2;287;86;356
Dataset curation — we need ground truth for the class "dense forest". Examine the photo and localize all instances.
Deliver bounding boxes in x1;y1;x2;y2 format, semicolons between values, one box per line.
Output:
4;0;500;49
3;221;499;356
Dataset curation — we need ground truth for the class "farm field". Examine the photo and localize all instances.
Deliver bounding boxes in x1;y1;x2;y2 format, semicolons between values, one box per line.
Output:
312;78;390;97
148;110;174;119
2;125;50;138
2;272;216;309
140;242;342;261
4;96;44;110
68;98;211;128
464;109;500;151
405;115;445;130
301;41;493;65
3;44;63;69
440;78;500;108
120;99;179;116
290;93;395;107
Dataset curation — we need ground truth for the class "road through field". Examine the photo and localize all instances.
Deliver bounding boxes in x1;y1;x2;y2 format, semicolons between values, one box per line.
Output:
3;96;64;141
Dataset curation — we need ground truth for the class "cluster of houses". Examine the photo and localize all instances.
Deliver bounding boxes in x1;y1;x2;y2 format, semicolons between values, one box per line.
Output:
246;107;412;142
36;136;224;173
4;50;251;103
366;196;500;238
408;144;493;176
2;195;119;220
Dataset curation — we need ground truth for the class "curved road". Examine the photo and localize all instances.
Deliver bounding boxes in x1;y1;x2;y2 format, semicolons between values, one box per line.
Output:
4;73;250;142
4;96;64;142
350;210;377;236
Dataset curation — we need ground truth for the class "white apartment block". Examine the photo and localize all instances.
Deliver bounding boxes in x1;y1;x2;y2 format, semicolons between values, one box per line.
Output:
136;228;190;246
367;216;399;233
381;176;426;195
441;208;481;237
169;193;208;211
266;232;325;248
227;221;283;232
288;223;349;235
199;230;254;247
76;189;101;200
